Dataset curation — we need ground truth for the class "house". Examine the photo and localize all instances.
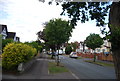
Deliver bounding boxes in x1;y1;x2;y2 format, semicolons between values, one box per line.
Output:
7;32;20;42
97;40;111;54
0;24;8;39
0;24;20;42
78;40;111;54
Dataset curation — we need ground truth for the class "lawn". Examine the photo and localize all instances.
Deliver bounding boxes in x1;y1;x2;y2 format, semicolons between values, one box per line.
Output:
48;62;69;74
84;60;114;67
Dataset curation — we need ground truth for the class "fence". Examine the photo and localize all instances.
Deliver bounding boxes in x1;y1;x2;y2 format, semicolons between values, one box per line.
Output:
77;53;113;62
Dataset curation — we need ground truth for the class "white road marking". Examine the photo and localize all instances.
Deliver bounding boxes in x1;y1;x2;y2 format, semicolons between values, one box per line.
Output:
48;70;50;75
69;71;79;79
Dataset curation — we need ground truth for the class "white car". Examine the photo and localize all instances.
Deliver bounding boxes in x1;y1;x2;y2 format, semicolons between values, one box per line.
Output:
69;52;78;59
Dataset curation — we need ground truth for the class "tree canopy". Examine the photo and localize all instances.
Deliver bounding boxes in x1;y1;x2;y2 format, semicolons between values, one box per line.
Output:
61;2;111;27
37;18;73;50
65;44;72;54
85;33;103;50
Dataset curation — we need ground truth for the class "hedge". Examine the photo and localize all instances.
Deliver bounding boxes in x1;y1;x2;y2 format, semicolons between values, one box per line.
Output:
2;43;37;71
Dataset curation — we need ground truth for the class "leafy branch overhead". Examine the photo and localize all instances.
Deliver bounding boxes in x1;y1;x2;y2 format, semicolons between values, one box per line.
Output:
61;2;111;27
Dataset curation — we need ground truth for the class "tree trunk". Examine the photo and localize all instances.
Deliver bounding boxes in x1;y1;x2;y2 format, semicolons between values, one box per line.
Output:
57;47;60;66
112;50;120;80
93;50;96;62
109;2;120;80
93;53;96;62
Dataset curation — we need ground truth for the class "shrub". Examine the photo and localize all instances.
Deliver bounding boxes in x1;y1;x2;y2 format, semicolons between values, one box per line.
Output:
38;45;43;52
2;39;14;50
65;45;72;55
2;43;37;71
24;41;43;53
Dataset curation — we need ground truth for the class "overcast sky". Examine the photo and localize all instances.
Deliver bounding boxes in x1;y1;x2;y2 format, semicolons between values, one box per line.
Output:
0;0;109;43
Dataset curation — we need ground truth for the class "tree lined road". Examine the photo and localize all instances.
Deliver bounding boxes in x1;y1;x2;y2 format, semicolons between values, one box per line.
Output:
60;55;116;79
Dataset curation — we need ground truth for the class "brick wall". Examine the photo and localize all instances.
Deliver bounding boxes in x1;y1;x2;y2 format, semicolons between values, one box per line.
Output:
77;53;113;62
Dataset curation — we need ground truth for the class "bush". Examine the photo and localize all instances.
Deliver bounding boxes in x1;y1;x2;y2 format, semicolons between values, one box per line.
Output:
2;39;14;50
2;43;37;71
65;45;72;55
24;41;43;53
38;45;43;52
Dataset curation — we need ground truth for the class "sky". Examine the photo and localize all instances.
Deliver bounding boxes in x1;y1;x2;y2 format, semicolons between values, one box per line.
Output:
0;0;109;43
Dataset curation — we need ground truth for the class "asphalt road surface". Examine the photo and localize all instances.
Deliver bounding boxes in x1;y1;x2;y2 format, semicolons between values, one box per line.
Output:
60;55;116;79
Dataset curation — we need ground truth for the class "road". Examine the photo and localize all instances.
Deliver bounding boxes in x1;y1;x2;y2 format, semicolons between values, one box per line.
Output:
60;55;116;79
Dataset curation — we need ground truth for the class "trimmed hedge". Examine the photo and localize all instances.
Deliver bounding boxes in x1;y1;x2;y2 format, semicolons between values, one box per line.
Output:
2;43;37;71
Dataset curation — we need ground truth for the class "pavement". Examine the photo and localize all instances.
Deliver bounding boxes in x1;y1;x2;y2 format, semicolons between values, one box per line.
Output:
2;53;76;80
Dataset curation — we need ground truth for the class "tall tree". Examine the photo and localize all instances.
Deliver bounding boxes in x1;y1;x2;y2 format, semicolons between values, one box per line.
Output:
85;33;103;62
38;18;72;65
44;18;72;50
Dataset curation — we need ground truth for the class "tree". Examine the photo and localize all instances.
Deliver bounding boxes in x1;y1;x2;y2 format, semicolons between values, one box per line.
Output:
44;18;72;48
85;33;103;62
59;2;120;80
24;41;43;53
65;44;72;55
38;18;72;65
71;42;78;52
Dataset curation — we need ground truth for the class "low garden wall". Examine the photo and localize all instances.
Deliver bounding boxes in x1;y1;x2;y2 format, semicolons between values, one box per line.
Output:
18;58;36;73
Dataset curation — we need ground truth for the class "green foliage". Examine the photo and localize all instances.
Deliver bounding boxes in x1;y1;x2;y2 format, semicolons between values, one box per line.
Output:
65;45;72;54
85;33;103;50
2;39;14;50
40;18;72;50
71;42;77;52
24;41;43;53
2;43;37;71
48;62;69;74
61;2;111;27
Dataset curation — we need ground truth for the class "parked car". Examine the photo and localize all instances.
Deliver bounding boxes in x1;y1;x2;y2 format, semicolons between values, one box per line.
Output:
69;52;78;59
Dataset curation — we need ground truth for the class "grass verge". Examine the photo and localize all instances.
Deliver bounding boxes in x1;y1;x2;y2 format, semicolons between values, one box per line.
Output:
84;60;114;67
48;62;69;74
77;57;83;59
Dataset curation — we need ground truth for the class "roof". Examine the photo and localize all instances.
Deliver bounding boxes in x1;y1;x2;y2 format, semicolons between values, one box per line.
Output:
0;24;8;33
7;32;16;39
